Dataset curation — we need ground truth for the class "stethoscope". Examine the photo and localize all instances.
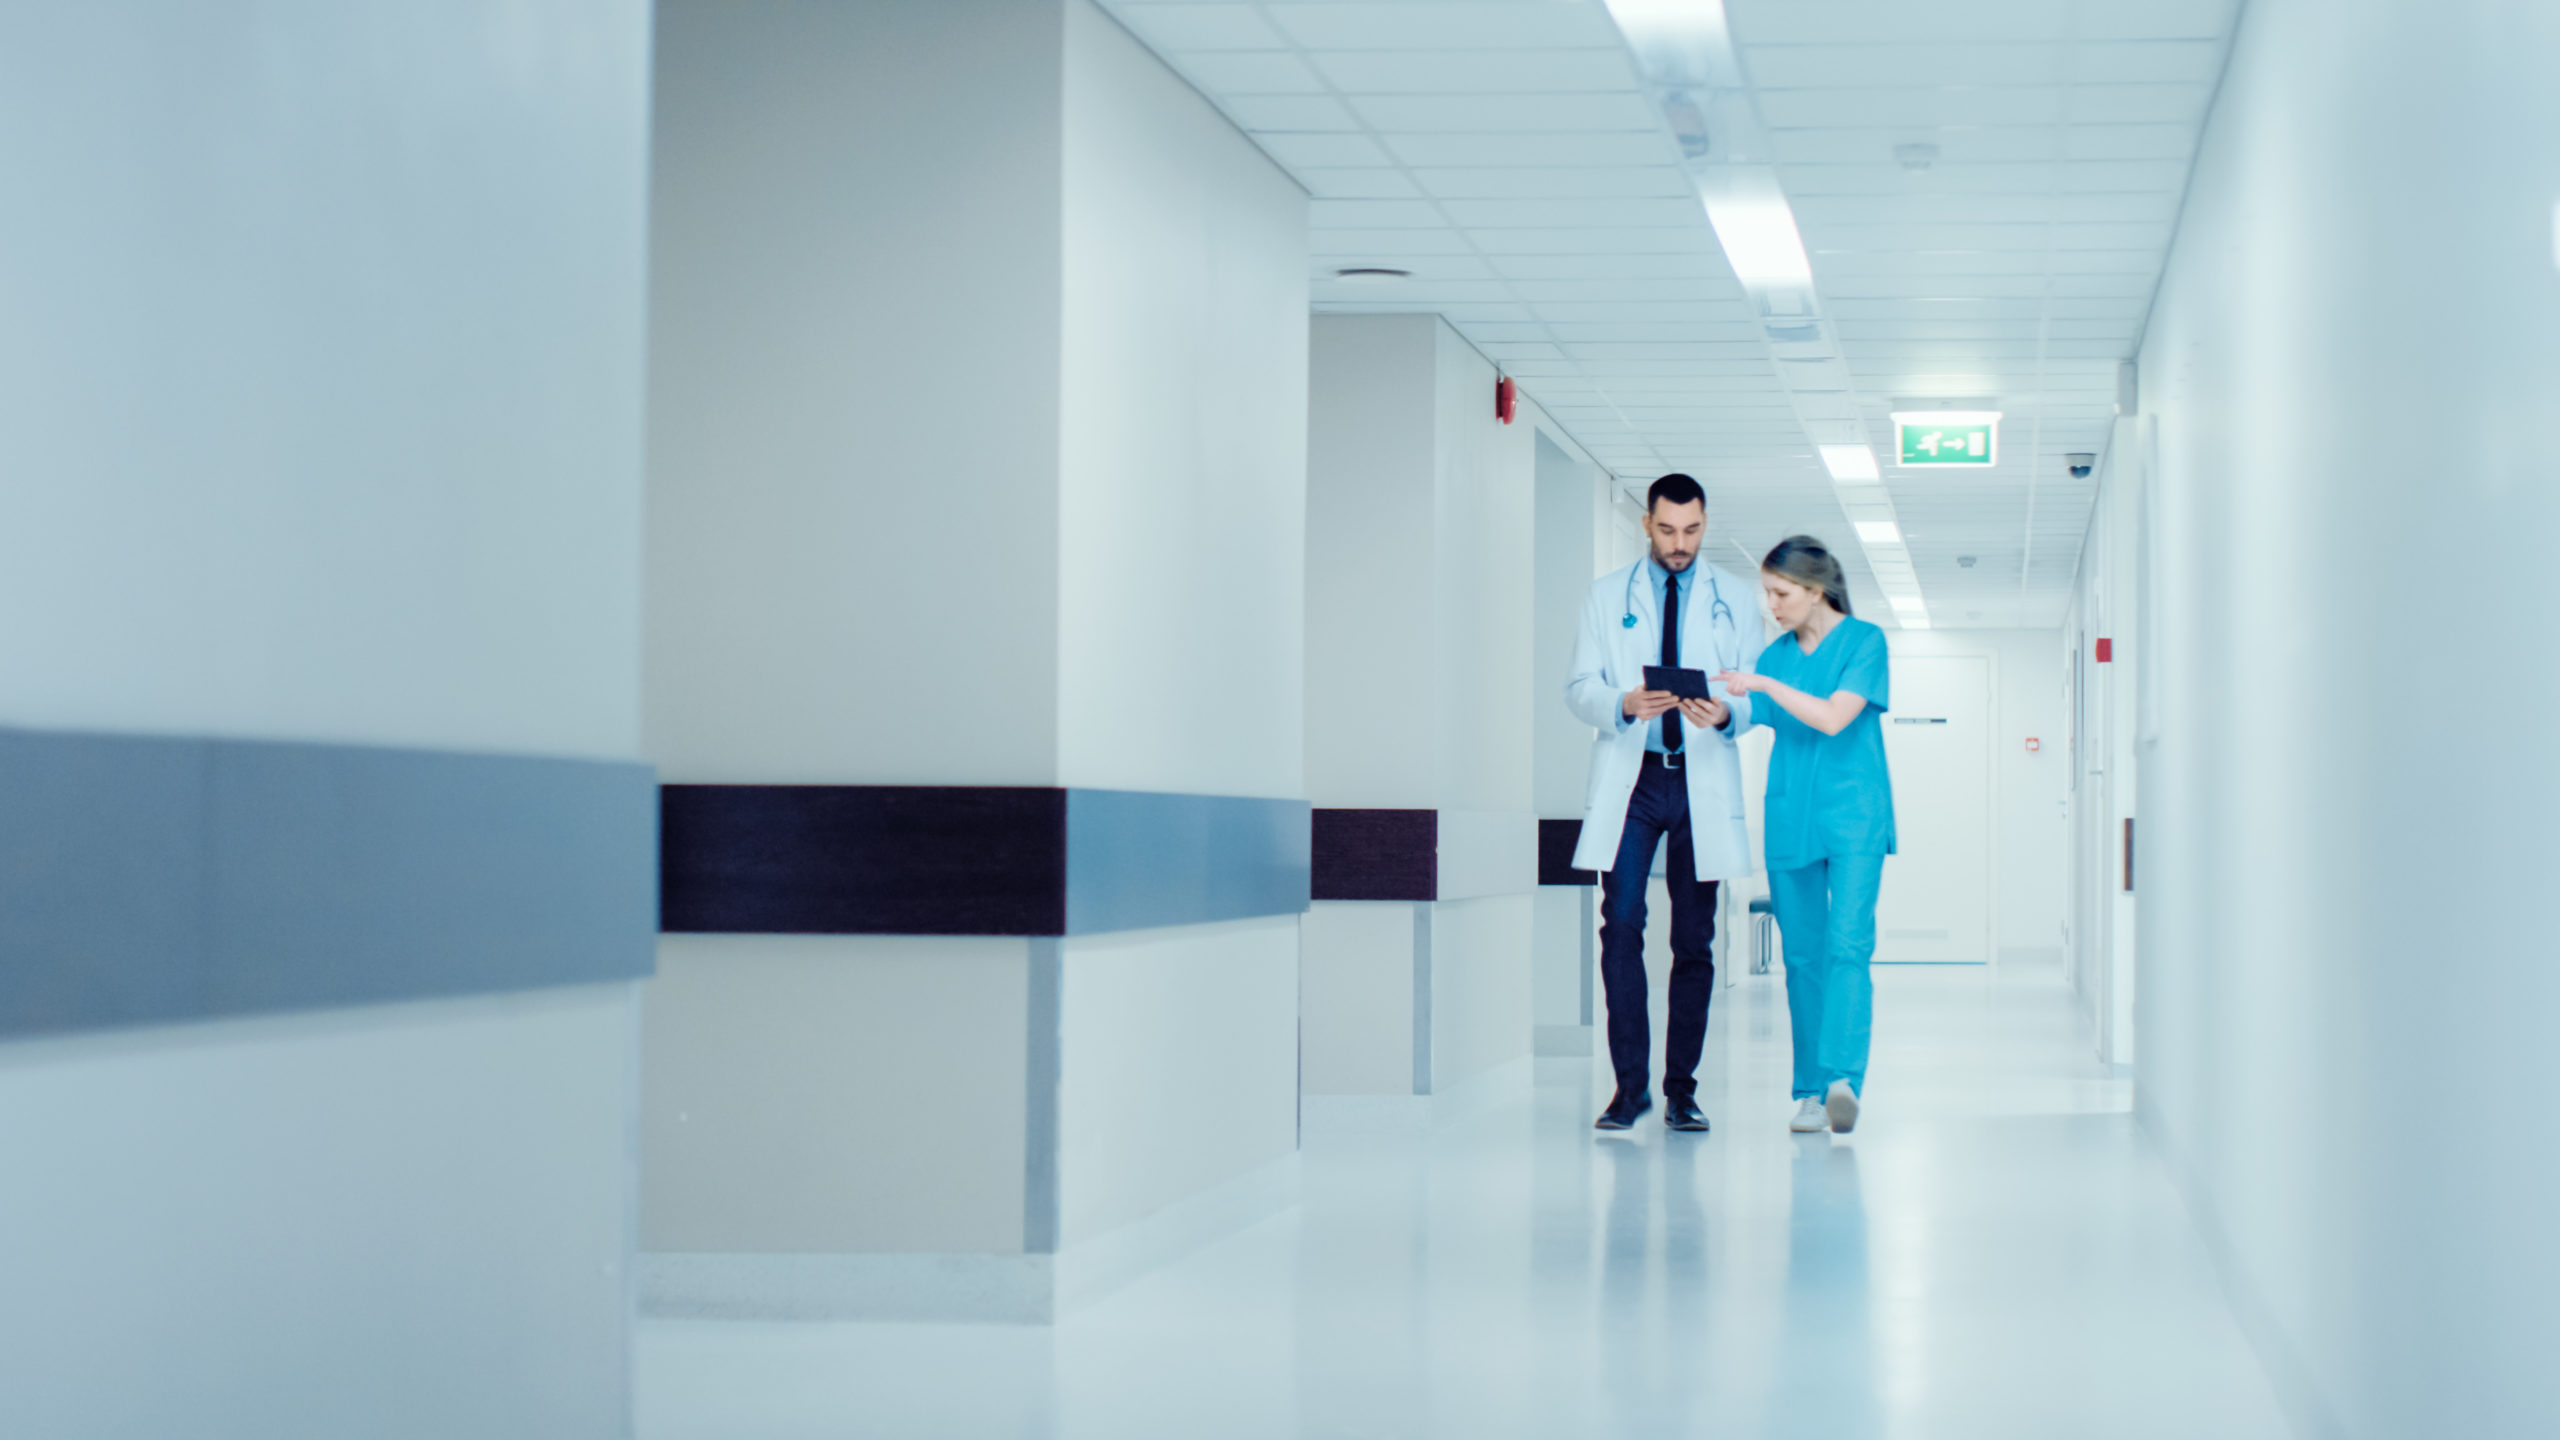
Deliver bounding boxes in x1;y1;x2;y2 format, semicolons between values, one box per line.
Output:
1623;560;1739;671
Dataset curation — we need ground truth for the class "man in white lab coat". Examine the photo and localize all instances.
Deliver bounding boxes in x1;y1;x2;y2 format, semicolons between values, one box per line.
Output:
1564;473;1760;1131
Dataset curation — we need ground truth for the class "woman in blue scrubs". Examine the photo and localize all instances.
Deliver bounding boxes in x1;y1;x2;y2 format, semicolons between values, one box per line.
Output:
1714;536;1895;1135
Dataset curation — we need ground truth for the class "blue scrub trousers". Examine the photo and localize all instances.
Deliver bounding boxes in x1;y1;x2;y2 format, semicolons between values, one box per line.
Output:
1768;853;1884;1100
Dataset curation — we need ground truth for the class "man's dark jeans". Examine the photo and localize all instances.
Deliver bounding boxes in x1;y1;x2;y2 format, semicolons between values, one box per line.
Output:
1598;759;1719;1098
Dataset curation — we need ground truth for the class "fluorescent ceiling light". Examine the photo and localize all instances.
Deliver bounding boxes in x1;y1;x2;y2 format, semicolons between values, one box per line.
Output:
1602;0;1739;88
1889;595;1929;612
1701;187;1813;288
1889;410;2002;426
1818;446;1879;481
1603;0;1729;28
1855;521;1902;544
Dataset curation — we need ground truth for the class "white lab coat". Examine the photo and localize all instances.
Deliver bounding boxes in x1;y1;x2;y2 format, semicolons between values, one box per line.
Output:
1564;559;1759;881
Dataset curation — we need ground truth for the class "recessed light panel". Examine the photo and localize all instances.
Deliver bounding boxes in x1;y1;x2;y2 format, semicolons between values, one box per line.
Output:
1818;445;1880;481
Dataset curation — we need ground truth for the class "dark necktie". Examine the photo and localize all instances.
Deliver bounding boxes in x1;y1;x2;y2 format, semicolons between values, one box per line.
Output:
1661;569;1681;755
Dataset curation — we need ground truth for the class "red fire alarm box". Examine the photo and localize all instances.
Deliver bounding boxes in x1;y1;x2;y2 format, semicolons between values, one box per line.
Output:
1495;376;1517;424
2094;638;2113;663
2025;737;2041;753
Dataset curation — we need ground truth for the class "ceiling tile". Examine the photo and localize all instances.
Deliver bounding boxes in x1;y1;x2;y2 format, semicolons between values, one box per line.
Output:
1223;95;1360;131
1439;197;1704;228
1296;168;1424;199
2067;83;2214;125
2063;124;2203;159
1347;93;1662;133
1760;86;2071;129
1307;48;1640;94
1468;226;1715;256
1250;132;1394;167
1744;43;2072;89
1383;131;1680;168
1267;4;1626;51
1413;166;1692;199
2068;39;2224;83
1730;0;2073;45
1308;227;1477;256
1171;49;1328;94
1773;127;2064;165
1109;3;1288;50
1308;198;1450;228
2073;0;2240;41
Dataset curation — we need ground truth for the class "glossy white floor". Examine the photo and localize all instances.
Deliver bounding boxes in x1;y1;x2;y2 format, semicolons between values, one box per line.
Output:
637;957;2293;1439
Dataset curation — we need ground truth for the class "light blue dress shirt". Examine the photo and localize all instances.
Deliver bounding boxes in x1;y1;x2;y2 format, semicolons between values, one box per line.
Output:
1615;557;1726;755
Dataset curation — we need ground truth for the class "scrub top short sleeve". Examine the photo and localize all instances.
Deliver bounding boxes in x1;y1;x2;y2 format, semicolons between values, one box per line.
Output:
1754;616;1897;871
1837;625;1890;712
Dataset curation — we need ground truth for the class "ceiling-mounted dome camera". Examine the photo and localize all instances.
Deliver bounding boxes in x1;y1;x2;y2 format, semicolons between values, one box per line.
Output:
2066;452;2096;479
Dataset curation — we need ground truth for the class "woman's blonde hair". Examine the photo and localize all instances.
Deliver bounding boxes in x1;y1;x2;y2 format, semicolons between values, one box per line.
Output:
1762;535;1851;616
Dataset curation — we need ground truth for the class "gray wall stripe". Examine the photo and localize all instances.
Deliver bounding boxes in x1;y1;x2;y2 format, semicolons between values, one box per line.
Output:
0;726;657;1041
1065;791;1310;936
1410;904;1433;1096
1022;938;1063;1254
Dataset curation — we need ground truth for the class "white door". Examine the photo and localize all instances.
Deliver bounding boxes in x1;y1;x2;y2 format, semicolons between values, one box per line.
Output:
1875;655;1992;963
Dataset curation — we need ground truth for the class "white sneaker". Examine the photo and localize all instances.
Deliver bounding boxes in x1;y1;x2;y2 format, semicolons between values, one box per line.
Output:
1790;1097;1828;1133
1824;1079;1860;1134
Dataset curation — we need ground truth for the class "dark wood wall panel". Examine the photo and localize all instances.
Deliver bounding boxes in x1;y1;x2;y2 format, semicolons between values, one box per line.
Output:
660;786;1068;936
1538;818;1596;887
1310;809;1437;902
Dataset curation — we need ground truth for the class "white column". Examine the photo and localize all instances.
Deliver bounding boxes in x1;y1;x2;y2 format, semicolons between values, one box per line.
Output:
0;4;653;1436
1304;315;1539;1095
641;0;1307;1322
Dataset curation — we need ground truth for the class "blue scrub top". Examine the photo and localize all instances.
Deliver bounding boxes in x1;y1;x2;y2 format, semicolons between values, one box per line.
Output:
1753;616;1896;871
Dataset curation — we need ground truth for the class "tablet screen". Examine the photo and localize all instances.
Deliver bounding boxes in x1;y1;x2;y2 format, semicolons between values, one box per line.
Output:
1642;665;1710;699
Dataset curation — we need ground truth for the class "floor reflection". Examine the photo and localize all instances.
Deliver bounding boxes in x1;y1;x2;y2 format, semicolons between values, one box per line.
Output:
1781;1141;1878;1439
638;963;2292;1440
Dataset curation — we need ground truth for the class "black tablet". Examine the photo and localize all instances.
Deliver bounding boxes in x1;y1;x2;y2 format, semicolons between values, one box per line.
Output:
1642;665;1711;699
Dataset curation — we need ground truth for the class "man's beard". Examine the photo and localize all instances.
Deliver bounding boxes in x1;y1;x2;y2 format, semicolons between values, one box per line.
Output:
1652;543;1696;572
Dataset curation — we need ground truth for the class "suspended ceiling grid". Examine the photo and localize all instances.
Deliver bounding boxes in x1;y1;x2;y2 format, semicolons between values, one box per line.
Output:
1099;0;2240;627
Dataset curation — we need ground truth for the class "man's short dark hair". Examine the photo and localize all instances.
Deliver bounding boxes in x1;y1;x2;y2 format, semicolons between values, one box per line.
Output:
1647;472;1706;513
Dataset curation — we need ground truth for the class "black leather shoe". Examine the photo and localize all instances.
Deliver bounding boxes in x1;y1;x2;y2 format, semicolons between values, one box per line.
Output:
1663;1094;1710;1132
1594;1089;1652;1130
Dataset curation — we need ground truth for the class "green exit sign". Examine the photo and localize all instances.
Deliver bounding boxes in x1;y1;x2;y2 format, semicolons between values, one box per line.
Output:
1894;412;2000;466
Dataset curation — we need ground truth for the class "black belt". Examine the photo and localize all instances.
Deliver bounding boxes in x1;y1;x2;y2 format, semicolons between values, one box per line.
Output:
1645;750;1684;770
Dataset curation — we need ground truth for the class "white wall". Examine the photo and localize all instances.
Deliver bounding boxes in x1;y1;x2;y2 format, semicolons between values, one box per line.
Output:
0;4;652;1434
1885;630;2068;962
641;937;1031;1254
1431;322;1536;817
1529;416;1612;1049
1058;916;1299;1243
1429;893;1535;1090
2134;2;2560;1434
1532;428;1605;820
1306;315;1440;810
1057;0;1307;798
0;987;640;1440
2062;423;2143;1061
645;0;1063;787
0;0;647;760
1304;315;1539;1094
1300;905;1416;1095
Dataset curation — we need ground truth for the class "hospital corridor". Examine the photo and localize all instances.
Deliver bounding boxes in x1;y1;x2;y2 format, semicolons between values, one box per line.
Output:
2;2;2553;1438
